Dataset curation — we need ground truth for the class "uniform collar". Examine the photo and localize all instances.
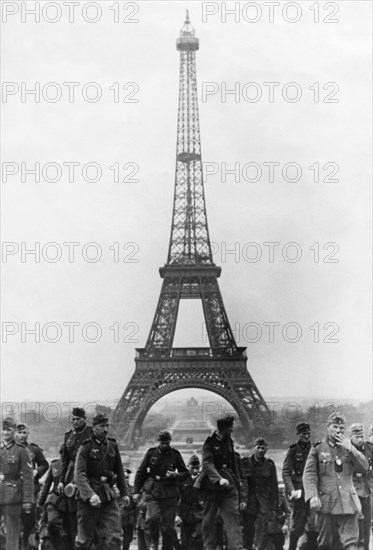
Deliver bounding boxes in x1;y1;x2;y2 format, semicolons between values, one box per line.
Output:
1;440;15;450
326;436;338;448
93;435;107;445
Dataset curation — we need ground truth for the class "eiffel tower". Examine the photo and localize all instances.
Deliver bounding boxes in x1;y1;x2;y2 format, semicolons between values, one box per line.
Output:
114;13;268;447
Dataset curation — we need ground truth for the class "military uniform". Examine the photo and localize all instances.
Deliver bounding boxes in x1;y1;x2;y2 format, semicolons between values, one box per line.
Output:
0;439;35;550
242;453;279;550
267;489;291;550
38;458;69;550
21;441;49;550
283;439;315;550
60;421;93;546
303;437;368;550
74;433;127;549
120;477;136;550
201;429;244;550
134;441;188;550
179;474;203;550
351;441;373;550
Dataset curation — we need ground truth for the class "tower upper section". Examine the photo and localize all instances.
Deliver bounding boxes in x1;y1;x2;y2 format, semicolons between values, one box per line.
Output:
166;13;213;267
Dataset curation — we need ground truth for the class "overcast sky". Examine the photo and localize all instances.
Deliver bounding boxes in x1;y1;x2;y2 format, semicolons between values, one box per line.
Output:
1;1;371;410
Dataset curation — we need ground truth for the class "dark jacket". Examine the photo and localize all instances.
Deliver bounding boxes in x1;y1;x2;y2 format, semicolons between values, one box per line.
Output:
74;435;126;504
179;474;203;525
0;440;35;505
60;423;93;485
242;454;279;515
202;431;241;492
25;442;49;494
282;440;311;495
38;458;67;512
352;441;373;498
134;446;188;500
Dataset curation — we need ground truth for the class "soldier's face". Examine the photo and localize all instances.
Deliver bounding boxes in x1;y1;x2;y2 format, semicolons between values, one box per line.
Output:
71;416;85;430
93;422;109;438
1;427;16;442
351;434;364;448
159;441;171;450
15;429;29;444
298;431;311;443
254;445;267;459
188;465;200;476
327;423;345;441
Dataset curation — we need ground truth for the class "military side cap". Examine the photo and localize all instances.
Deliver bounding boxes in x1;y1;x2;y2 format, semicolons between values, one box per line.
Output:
349;423;364;436
296;422;310;434
72;407;86;418
188;454;201;467
217;415;235;429
327;411;347;426
92;413;109;426
2;416;16;429
158;430;171;442
16;422;29;431
254;437;268;447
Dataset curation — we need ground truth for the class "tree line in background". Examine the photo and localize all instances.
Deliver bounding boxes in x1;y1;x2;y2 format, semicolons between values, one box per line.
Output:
14;400;372;456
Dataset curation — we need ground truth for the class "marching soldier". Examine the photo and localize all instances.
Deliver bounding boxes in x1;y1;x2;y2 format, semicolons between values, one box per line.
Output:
282;422;317;550
177;454;203;550
201;415;244;550
349;423;373;550
0;417;34;550
16;422;49;550
133;430;188;550
38;446;69;550
58;406;93;547
74;412;128;549
303;411;369;550
242;437;279;550
120;468;137;550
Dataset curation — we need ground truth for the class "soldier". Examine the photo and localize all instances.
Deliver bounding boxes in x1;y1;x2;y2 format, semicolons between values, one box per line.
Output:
120;468;137;550
200;415;244;550
303;411;369;550
57;406;93;547
177;454;203;550
16;422;49;550
74;412;128;549
0;416;34;550
267;482;291;550
349;423;373;550
133;430;188;550
282;422;317;550
242;437;279;550
38;445;69;550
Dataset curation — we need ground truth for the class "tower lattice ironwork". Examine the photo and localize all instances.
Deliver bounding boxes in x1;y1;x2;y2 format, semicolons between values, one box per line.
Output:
114;13;269;447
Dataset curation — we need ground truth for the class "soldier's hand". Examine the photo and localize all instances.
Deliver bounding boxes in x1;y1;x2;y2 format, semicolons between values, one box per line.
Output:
175;515;182;526
219;478;229;487
133;493;140;503
282;525;289;534
33;469;38;478
165;470;178;479
335;433;352;451
290;489;301;501
122;496;130;507
310;496;322;511
57;482;64;494
22;503;33;513
89;494;101;508
239;502;247;511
